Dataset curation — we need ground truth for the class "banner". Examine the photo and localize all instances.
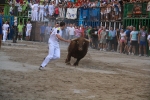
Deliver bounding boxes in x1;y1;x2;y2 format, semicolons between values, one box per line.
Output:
147;1;150;11
66;8;77;19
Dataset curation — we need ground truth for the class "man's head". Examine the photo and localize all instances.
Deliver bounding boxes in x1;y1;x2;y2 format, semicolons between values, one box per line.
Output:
60;22;65;30
55;22;59;27
110;27;113;30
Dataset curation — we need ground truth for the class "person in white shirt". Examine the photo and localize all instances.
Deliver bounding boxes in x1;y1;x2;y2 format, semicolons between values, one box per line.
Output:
147;32;150;50
29;2;34;21
39;2;45;21
39;22;70;70
48;1;54;17
2;21;9;42
26;21;32;41
33;2;39;21
68;24;75;39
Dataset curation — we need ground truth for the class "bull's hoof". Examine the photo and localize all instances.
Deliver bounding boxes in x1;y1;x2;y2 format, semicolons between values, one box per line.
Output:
66;62;71;65
73;63;78;66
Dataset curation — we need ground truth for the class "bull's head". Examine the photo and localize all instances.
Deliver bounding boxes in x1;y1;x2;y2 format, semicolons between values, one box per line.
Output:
72;38;89;51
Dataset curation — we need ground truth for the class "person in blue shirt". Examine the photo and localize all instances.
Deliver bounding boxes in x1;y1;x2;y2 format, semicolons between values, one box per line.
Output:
40;23;46;42
0;17;2;49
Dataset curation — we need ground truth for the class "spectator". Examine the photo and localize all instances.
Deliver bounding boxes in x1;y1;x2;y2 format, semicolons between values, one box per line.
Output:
39;2;45;21
119;29;126;53
17;21;24;41
2;21;9;42
109;27;116;51
147;31;150;50
99;27;107;51
0;17;2;49
40;23;46;42
54;5;59;17
68;24;75;39
74;26;82;38
90;27;98;49
138;26;147;57
48;1;55;17
25;21;32;41
45;24;52;43
128;27;138;55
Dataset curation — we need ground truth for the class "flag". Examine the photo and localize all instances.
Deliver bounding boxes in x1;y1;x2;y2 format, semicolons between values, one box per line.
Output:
66;8;77;19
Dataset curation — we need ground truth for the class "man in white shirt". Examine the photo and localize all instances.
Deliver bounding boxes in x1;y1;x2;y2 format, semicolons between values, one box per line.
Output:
39;2;45;21
39;22;70;70
26;21;32;41
33;2;39;21
68;24;75;39
2;21;9;42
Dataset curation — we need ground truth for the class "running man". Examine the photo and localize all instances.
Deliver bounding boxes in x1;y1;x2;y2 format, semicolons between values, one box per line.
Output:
39;22;70;70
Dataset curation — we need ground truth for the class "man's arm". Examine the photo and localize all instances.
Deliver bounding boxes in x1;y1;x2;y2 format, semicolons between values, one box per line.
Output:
56;34;70;43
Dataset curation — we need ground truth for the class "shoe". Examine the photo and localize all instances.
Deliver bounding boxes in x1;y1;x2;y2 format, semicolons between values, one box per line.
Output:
39;66;45;70
139;54;141;57
100;49;102;51
103;49;106;51
131;53;134;55
144;54;148;57
129;52;131;55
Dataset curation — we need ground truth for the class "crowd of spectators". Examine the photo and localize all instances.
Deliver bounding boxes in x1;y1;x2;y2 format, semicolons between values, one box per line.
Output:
37;22;150;57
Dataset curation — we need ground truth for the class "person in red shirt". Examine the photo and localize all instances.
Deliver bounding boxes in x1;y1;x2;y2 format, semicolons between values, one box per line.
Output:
54;6;59;17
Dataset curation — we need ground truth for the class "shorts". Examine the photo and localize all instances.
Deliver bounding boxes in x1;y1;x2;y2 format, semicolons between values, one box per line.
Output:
18;32;23;35
126;40;130;46
110;38;115;44
115;11;119;15
100;39;106;44
140;41;146;46
120;39;125;43
106;39;110;43
26;30;31;36
131;41;138;46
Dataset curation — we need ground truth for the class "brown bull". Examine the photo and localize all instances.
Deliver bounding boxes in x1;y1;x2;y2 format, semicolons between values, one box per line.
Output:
65;37;90;66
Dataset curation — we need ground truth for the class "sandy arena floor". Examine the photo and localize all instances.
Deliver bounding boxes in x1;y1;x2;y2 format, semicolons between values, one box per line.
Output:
0;40;150;100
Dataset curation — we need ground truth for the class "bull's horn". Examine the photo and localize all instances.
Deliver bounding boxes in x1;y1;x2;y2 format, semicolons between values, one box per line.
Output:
84;38;90;42
71;38;78;41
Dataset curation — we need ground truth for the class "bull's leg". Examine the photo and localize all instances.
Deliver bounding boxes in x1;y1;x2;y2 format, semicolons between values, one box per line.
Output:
73;58;81;66
65;53;71;65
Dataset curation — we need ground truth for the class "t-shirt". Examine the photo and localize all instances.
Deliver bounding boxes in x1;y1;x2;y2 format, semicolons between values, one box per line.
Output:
33;4;39;11
147;35;150;41
130;31;138;41
100;30;106;39
3;24;9;31
49;27;62;47
40;25;46;34
125;30;131;41
17;24;24;32
68;27;75;35
26;23;32;30
120;32;126;40
139;30;147;41
39;5;44;12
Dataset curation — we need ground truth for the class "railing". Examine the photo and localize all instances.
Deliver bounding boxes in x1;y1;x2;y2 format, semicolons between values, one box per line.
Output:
123;2;149;18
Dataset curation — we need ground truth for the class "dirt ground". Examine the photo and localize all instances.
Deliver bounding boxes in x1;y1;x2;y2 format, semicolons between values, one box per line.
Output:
0;41;150;100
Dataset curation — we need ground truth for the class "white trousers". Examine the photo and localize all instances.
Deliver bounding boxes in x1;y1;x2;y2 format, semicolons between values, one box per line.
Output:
41;43;60;68
31;10;34;21
33;10;38;21
39;11;44;21
3;30;7;42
